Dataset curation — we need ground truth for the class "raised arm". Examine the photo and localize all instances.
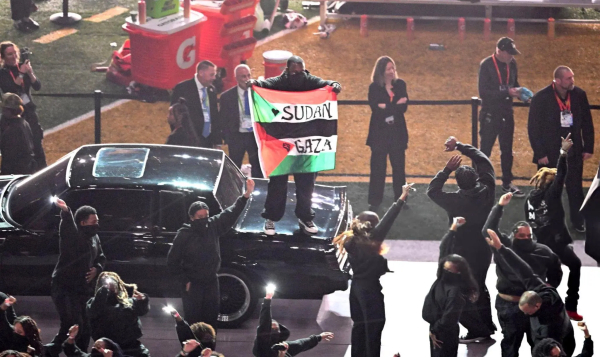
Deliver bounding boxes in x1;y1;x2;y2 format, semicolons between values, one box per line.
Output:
439;217;465;259
483;193;514;247
427;155;461;210
58;200;78;244
286;335;322;356
370;183;412;242
546;136;572;202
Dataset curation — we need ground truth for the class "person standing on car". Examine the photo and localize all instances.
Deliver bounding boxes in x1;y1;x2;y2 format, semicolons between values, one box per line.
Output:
167;178;255;328
0;41;46;169
44;199;106;357
0;92;36;175
478;37;524;197
333;183;411;357
366;56;409;212
247;55;342;236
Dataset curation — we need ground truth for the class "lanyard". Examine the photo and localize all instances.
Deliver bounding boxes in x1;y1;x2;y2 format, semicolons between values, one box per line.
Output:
8;65;24;89
552;83;571;112
491;55;509;86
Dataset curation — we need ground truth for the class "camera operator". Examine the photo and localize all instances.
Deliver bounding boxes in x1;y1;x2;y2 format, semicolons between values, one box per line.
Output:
0;41;46;169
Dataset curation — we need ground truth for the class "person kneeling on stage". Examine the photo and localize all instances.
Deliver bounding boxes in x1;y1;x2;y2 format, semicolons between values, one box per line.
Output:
63;324;124;357
423;217;479;357
252;287;333;357
484;192;563;357
485;230;576;357
165;307;217;355
532;322;593;357
333;183;412;357
87;272;150;357
526;134;583;321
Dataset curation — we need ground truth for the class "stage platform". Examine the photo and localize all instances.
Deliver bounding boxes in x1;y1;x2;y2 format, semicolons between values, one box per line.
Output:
15;245;598;357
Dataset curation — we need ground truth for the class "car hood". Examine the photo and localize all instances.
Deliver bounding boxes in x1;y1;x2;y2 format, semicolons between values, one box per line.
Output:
235;178;349;239
0;175;22;230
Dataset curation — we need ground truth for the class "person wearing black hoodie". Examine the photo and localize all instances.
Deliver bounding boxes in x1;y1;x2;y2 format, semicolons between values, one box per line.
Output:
87;272;150;357
0;291;17;352
45;199;106;357
525;134;583;321
252;288;333;357
247;55;341;237
167;179;255;328
62;324;124;357
483;192;563;357
485;229;575;357
427;136;496;342
165;307;217;356
532;322;593;357
423;219;480;357
0;297;43;357
333;183;411;357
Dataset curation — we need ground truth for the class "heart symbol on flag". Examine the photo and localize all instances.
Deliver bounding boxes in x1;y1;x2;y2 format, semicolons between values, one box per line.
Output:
271;108;280;116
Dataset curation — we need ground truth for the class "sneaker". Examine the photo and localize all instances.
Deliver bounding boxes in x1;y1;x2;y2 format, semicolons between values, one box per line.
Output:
24;18;40;30
264;219;275;236
574;224;586;233
567;310;583;321
298;219;318;235
502;183;525;198
459;333;491;344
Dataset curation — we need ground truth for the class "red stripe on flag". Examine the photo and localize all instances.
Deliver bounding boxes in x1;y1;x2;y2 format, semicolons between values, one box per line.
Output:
254;121;296;177
252;86;336;105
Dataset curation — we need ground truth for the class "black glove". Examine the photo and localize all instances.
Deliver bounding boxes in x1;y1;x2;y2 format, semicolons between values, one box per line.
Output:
331;82;342;93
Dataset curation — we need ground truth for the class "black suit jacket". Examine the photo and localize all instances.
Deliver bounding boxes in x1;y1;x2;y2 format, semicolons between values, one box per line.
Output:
171;78;221;147
219;85;245;144
528;84;594;164
366;79;409;150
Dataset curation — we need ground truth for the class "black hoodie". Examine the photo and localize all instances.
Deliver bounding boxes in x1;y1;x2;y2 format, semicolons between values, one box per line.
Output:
526;154;572;245
0;291;17;352
483;204;563;296
63;337;125;357
51;209;106;292
0;309;36;355
252;69;339;92
167;196;248;284
427;143;496;251
253;299;322;357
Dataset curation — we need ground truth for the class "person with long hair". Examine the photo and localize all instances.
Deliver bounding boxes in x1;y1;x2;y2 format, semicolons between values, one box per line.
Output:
165;307;216;356
86;272;150;357
62;324;124;357
525;134;583;321
333;183;412;357
166;97;200;147
0;351;31;357
0;297;43;357
532;322;592;357
366;56;409;211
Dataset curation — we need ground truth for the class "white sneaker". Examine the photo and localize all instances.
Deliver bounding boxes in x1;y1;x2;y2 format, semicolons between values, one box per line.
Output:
264;219;276;236
298;219;318;234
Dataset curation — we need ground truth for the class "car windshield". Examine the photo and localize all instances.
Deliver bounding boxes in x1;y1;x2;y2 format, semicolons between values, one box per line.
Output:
7;151;73;227
214;156;245;209
93;147;150;178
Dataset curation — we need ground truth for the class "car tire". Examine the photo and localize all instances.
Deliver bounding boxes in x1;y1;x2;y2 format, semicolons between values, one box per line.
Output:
217;267;258;328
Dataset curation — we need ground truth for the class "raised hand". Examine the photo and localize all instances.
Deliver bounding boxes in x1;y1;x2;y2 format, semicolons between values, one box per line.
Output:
331;82;342;94
320;332;334;341
445;155;462;172
244;178;255;198
451;217;466;231
498;192;513;206
485;229;502;250
68;324;79;340
183;339;201;353
577;322;590;338
444;136;458;152
2;296;16;310
561;133;573;152
399;183;414;202
55;198;69;212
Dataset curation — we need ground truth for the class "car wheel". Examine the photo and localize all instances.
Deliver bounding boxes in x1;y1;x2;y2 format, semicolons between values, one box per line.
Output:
217;267;257;328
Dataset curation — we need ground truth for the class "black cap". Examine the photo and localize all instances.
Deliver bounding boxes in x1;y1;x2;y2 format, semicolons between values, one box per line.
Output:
188;201;209;217
497;37;520;55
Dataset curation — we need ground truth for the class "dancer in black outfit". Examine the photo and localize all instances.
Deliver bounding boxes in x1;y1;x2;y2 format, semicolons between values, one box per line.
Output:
334;183;412;357
525;134;583;321
366;56;409;211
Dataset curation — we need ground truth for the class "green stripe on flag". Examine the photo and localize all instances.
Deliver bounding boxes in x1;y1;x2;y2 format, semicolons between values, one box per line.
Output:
270;152;336;176
252;90;278;123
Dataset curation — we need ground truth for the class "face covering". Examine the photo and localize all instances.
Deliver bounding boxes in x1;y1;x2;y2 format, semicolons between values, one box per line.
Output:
288;71;307;88
80;224;100;237
441;270;462;285
512;238;536;253
191;218;209;233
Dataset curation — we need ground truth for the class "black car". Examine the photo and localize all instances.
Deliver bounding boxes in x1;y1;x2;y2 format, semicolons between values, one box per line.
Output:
0;144;351;327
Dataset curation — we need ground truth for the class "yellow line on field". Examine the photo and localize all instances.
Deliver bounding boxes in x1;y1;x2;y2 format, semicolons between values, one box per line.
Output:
33;28;78;44
85;6;129;23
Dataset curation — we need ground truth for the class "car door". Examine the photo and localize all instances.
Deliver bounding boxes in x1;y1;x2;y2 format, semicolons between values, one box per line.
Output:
63;189;157;291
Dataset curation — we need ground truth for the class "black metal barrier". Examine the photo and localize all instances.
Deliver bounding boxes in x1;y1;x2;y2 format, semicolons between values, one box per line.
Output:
34;91;600;180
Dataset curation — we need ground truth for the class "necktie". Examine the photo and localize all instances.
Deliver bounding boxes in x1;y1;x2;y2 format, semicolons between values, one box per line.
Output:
244;90;250;116
201;87;211;138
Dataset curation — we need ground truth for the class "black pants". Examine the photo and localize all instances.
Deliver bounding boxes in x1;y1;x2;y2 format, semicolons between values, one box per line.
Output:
262;172;316;222
538;155;584;227
46;284;90;356
545;241;581;311
455;243;495;336
583;190;600;265
479;110;514;185
368;145;406;207
181;277;220;328
10;0;32;21
350;280;385;357
429;324;459;357
496;295;532;357
228;132;263;178
23;104;47;170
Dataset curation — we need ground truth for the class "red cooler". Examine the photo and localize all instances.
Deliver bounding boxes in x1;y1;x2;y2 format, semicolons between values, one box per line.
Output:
123;10;206;89
263;50;292;78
